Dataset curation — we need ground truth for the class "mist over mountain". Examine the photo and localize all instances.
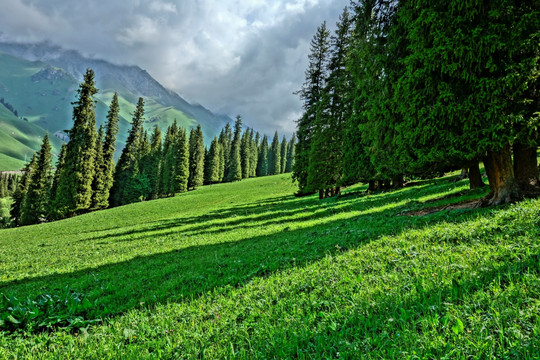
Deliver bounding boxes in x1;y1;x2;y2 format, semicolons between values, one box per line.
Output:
0;41;232;130
0;41;233;170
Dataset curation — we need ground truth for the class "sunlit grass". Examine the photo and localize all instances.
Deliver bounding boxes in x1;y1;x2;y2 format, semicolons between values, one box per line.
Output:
0;173;538;359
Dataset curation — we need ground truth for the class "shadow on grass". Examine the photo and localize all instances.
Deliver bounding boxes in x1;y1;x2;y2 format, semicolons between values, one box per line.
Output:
78;179;463;245
0;177;493;325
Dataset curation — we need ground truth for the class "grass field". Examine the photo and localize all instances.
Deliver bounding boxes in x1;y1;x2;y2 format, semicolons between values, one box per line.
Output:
0;174;539;359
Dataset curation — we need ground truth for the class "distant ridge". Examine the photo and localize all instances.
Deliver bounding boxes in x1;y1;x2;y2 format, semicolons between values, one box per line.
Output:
0;41;233;170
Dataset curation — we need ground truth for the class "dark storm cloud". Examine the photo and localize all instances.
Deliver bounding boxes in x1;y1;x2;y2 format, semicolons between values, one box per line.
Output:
0;0;349;136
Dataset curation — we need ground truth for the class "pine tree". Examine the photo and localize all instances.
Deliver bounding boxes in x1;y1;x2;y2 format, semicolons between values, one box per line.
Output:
20;134;53;225
249;129;258;177
53;68;98;217
111;97;145;206
220;123;233;181
206;136;222;184
144;126;162;199
240;129;251;179
269;131;281;175
100;93;120;207
395;0;539;203
280;135;288;174
90;125;106;210
10;154;37;226
307;7;353;197
188;125;205;189
227;116;243;182
293;22;330;194
175;127;190;192
257;135;269;177
285;134;295;173
159;122;178;197
48;143;66;219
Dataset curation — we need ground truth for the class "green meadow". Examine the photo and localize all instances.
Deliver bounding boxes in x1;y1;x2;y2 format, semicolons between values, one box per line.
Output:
0;174;539;359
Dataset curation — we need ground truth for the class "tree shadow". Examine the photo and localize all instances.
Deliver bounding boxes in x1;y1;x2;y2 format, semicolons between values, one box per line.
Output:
1;179;493;324
78;179;463;245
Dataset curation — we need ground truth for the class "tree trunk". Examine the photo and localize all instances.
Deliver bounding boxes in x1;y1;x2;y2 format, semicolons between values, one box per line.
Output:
335;186;341;196
368;180;376;192
483;145;520;205
319;189;324;200
468;161;485;189
392;175;404;189
513;143;539;193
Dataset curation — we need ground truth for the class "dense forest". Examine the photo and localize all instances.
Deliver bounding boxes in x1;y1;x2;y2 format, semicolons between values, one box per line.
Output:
5;69;294;227
293;1;538;203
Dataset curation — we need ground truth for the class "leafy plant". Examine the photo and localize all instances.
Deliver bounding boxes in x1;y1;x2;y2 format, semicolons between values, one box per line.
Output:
0;288;100;332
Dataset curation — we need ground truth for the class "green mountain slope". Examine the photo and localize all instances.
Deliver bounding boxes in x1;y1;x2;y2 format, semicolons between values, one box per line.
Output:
1;174;539;358
0;102;63;170
0;46;231;170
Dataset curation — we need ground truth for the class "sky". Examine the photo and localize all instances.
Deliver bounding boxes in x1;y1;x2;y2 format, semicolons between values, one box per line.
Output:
0;0;350;136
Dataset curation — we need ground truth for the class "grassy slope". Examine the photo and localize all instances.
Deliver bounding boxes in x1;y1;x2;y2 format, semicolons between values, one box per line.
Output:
0;174;539;359
0;103;63;170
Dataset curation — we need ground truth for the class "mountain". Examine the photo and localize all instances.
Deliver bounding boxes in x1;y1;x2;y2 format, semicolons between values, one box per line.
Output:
0;41;232;170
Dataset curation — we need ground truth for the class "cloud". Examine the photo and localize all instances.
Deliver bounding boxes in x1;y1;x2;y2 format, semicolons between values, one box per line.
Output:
0;0;349;136
149;1;177;13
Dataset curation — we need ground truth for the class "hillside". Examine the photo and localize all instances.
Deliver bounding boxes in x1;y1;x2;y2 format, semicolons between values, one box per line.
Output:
0;101;63;170
1;174;539;358
0;43;233;170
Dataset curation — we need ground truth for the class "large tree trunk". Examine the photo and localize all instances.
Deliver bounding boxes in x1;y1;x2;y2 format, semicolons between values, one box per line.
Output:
483;145;521;205
319;189;324;200
468;161;485;189
367;180;377;192
513;143;539;194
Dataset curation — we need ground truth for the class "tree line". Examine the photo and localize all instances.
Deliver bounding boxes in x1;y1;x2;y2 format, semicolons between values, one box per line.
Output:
294;1;539;203
0;173;19;198
9;69;295;226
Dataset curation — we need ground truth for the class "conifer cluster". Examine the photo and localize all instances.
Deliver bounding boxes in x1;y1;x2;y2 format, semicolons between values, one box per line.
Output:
8;69;295;227
294;3;539;203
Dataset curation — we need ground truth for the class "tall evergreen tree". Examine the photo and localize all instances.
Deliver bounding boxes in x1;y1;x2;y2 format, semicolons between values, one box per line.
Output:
143;126;162;199
249;129;258;177
53;68;98;217
395;0;539;204
240;129;251;179
111;97;145;206
227;115;243;182
90;125;106;210
48;143;66;219
175;127;190;193
285;134;295;173
280;135;288;174
206;136;222;184
220;123;233;181
307;7;353;197
257;135;269;177
293;22;330;194
188;125;205;189
101;93;120;206
269;131;281;175
20;134;53;225
159;122;179;197
10;154;37;226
